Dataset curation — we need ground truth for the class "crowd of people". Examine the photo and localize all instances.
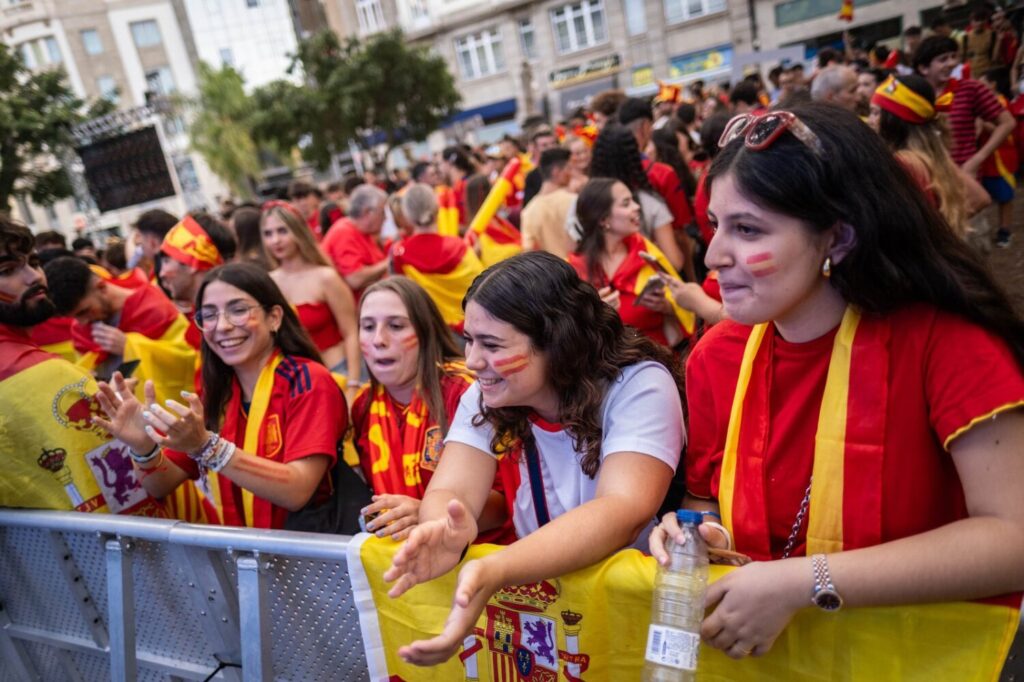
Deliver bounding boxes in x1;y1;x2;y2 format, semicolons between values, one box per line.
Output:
2;5;1023;671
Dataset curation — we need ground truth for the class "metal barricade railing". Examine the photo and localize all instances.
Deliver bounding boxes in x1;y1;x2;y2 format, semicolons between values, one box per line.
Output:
0;509;368;682
2;508;1023;682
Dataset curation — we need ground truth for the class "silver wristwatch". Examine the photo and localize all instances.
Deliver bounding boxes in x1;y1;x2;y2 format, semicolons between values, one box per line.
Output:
811;553;843;611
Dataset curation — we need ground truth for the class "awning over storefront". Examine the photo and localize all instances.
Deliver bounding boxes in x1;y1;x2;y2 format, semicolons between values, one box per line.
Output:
666;44;733;87
443;98;518;126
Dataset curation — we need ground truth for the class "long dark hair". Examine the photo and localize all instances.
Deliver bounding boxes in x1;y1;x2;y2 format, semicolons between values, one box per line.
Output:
588;124;654;194
360;276;464;436
575;177;619;285
708;102;1024;366
651;123;698;198
196;263;324;430
464;252;684;478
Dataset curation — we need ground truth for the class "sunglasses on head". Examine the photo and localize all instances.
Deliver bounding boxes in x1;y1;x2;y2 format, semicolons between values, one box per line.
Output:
719;111;824;156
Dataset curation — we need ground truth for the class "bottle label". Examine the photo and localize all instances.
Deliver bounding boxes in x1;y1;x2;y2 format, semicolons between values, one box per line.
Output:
644;624;700;670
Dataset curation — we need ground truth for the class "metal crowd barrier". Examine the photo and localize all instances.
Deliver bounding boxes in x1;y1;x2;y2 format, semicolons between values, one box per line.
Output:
0;509;367;681
1;508;1022;682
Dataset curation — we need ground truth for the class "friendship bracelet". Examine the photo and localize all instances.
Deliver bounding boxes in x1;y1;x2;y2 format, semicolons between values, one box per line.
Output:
205;438;237;473
129;442;161;465
190;432;219;461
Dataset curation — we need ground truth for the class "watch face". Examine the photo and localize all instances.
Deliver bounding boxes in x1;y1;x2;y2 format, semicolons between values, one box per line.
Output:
814;588;843;611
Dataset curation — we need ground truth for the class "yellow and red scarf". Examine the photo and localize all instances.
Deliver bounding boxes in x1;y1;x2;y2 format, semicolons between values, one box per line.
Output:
872;75;936;124
719;307;889;557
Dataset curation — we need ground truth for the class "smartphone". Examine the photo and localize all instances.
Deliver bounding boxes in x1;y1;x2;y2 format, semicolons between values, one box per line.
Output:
639;251;672;277
638;276;665;299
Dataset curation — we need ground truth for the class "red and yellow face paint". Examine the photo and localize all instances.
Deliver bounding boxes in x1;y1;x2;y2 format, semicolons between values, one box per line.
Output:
746;252;779;278
493;353;529;377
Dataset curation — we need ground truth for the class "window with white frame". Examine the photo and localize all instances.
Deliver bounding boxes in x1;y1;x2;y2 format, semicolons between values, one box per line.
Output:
454;27;505;80
623;0;647;35
356;0;386;34
550;0;607;54
81;29;103;55
518;19;537;60
18;37;62;69
130;20;162;48
96;75;118;102
664;0;726;24
219;47;234;65
408;0;429;22
145;66;175;95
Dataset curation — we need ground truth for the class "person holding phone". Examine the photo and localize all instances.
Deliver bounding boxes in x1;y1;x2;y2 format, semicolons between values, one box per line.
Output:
568;178;693;347
383;252;685;666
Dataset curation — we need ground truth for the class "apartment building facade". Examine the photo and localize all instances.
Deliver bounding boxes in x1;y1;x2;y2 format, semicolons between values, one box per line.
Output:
323;0;951;146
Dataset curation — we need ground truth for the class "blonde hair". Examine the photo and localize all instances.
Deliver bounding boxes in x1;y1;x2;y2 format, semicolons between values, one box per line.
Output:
261;205;331;268
400;183;438;229
897;124;970;237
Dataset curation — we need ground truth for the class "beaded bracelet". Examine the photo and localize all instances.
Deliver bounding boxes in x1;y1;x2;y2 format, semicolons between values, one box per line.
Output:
190;432;219;461
204;437;237;473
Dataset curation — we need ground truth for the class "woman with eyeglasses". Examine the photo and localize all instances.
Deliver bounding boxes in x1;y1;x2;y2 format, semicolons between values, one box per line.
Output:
93;263;348;529
650;103;1024;661
261;201;362;394
383;251;685;665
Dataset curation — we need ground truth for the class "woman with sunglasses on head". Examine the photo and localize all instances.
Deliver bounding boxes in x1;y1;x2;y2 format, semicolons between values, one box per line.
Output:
93;263;348;529
650;103;1024;661
383;251;685;666
261;201;362;394
569;177;696;347
351;276;516;543
868;74;990;238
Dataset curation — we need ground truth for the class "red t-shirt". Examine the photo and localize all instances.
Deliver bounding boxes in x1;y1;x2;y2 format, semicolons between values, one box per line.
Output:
686;305;1024;558
320;218;386;300
165;355;345;529
643;159;694;228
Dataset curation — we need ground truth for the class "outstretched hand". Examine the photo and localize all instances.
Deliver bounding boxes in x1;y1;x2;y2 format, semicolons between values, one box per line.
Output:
397;558;500;666
93;372;154;453
384;498;478;599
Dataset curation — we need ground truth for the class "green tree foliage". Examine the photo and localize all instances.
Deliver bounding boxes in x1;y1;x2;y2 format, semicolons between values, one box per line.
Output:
186;63;262;198
0;43;84;212
251;30;461;169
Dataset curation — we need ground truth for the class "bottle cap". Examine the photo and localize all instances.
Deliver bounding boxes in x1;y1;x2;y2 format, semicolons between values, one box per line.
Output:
676;509;704;526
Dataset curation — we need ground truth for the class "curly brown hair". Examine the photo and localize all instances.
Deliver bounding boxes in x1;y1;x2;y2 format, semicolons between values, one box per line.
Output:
464;252;684;478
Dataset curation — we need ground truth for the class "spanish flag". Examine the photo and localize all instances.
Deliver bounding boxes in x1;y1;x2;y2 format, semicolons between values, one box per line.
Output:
838;0;853;21
0;326;166;517
469;215;522;268
468;158;521;237
29;316;76;363
872;75;935;124
392;233;484;330
349;536;1018;681
436;186;461;237
632;237;696;336
654;81;683;105
71;282;197;408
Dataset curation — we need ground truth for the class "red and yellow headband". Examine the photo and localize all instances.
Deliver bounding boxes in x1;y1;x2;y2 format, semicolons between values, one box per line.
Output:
871;76;935;124
160;216;223;271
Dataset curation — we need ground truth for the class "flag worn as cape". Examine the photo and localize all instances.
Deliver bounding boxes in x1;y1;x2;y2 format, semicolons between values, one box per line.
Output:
348;535;1018;682
392;234;484;329
0;326;166;516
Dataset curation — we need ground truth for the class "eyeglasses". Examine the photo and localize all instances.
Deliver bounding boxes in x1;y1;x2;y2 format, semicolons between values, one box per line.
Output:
194;303;265;331
718;111;824;156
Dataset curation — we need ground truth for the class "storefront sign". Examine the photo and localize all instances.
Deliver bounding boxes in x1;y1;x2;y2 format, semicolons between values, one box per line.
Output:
631;65;654;89
668;45;732;80
549;53;621;90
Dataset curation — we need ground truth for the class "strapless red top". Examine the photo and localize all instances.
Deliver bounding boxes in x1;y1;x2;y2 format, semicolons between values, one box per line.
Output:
295;301;343;351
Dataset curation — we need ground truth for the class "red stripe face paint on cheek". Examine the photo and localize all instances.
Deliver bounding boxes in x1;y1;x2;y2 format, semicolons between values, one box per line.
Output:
746;252;779;277
493;353;529;377
400;335;419;351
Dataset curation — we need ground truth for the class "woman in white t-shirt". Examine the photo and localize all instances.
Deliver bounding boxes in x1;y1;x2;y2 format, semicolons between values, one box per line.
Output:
384;251;685;666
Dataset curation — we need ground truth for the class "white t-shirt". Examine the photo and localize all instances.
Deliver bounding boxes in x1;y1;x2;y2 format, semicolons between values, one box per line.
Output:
638;190;673;238
445;361;685;551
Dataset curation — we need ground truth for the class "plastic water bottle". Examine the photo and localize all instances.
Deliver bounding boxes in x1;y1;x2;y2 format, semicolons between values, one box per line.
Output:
642;509;709;682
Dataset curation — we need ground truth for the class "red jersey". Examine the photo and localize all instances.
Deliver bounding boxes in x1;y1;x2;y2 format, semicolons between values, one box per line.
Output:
643;159;694;228
686;305;1024;561
320;217;387;301
165;354;345;529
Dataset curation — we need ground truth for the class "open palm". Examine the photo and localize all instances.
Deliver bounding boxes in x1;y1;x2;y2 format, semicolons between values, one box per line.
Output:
93;372;156;453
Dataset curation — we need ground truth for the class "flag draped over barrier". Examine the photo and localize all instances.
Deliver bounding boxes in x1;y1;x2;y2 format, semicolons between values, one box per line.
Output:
348;534;1019;681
